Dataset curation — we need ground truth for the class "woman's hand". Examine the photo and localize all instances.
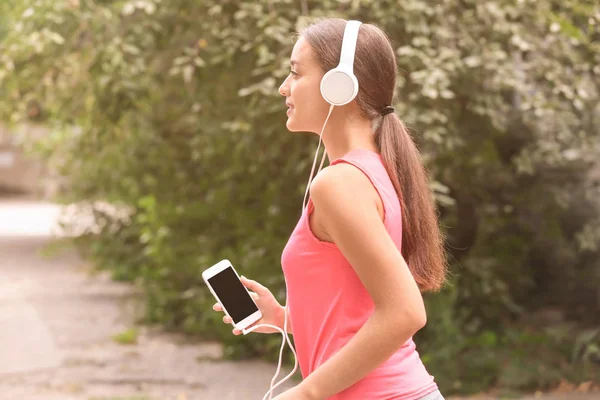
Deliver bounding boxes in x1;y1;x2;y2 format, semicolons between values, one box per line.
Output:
212;276;286;335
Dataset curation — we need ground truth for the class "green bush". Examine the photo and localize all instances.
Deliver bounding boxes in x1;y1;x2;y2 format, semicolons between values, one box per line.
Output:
1;0;599;394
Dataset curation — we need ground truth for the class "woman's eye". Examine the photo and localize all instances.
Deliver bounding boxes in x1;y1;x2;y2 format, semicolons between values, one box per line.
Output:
290;70;298;76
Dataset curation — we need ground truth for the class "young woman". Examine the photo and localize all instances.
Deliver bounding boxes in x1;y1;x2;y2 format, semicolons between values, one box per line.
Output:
213;18;447;400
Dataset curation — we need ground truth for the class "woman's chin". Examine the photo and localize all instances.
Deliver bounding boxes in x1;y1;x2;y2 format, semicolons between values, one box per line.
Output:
286;119;301;132
286;115;312;133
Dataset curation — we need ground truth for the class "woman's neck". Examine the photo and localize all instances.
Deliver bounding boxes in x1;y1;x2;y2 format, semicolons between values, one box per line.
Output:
319;114;378;162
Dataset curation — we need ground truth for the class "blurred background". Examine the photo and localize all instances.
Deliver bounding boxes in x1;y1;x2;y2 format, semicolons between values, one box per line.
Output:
1;0;599;399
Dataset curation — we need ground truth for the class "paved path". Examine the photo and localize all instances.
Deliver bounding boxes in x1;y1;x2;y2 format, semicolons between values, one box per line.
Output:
0;196;597;400
0;196;296;399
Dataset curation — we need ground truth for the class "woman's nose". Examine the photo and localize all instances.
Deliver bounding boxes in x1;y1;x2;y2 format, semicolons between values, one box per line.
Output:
278;77;290;97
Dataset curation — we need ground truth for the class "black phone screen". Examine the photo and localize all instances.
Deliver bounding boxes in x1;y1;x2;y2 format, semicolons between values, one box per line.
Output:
208;266;259;323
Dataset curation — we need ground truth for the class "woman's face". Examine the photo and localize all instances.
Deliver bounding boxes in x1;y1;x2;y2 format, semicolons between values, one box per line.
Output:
278;36;330;133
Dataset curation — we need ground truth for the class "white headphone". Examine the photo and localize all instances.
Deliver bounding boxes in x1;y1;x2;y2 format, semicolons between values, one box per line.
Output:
320;20;362;106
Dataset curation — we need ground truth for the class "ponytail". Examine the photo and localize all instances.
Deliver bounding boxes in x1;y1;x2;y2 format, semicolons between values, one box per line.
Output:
376;113;447;292
299;18;447;290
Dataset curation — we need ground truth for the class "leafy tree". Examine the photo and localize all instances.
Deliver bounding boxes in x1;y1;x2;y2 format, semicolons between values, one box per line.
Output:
1;0;598;394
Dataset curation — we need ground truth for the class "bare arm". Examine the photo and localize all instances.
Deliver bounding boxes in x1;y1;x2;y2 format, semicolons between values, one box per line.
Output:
296;164;427;400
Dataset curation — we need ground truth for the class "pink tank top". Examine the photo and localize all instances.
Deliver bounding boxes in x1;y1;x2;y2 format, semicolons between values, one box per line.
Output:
281;148;438;400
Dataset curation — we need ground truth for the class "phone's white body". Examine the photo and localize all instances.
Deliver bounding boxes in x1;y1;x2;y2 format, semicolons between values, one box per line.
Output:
202;259;262;331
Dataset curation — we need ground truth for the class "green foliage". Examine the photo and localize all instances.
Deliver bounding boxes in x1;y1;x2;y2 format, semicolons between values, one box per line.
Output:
419;313;600;395
1;0;599;395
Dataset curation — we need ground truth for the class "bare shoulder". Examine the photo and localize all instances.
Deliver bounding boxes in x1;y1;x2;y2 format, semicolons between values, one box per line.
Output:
310;162;380;214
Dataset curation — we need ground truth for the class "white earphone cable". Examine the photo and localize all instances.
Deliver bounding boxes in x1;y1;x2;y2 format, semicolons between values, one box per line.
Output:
243;104;336;399
302;104;336;211
242;316;297;400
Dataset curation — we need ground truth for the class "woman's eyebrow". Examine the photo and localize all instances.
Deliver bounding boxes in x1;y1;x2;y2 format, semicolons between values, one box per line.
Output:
290;60;302;66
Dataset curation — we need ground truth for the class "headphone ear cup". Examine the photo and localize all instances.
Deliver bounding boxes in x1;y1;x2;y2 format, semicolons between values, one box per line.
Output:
320;68;359;106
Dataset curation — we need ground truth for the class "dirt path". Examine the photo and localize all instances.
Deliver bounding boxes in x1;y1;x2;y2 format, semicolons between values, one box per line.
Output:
0;196;597;400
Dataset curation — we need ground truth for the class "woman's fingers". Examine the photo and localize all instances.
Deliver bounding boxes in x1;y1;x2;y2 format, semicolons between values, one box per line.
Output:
222;315;242;335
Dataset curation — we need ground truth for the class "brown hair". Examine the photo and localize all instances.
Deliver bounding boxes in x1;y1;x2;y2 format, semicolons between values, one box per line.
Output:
300;18;447;292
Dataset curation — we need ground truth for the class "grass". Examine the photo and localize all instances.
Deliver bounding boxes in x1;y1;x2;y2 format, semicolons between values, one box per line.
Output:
111;327;139;345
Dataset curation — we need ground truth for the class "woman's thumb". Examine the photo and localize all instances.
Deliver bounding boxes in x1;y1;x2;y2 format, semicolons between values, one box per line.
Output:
241;276;267;294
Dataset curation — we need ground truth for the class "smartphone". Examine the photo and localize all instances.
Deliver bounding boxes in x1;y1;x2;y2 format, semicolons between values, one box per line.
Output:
202;259;262;331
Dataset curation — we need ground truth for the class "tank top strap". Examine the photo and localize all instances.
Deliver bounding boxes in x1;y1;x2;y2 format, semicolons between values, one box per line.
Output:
330;148;386;182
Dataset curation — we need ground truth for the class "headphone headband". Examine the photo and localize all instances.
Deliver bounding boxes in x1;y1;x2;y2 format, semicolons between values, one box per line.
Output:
338;20;362;73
